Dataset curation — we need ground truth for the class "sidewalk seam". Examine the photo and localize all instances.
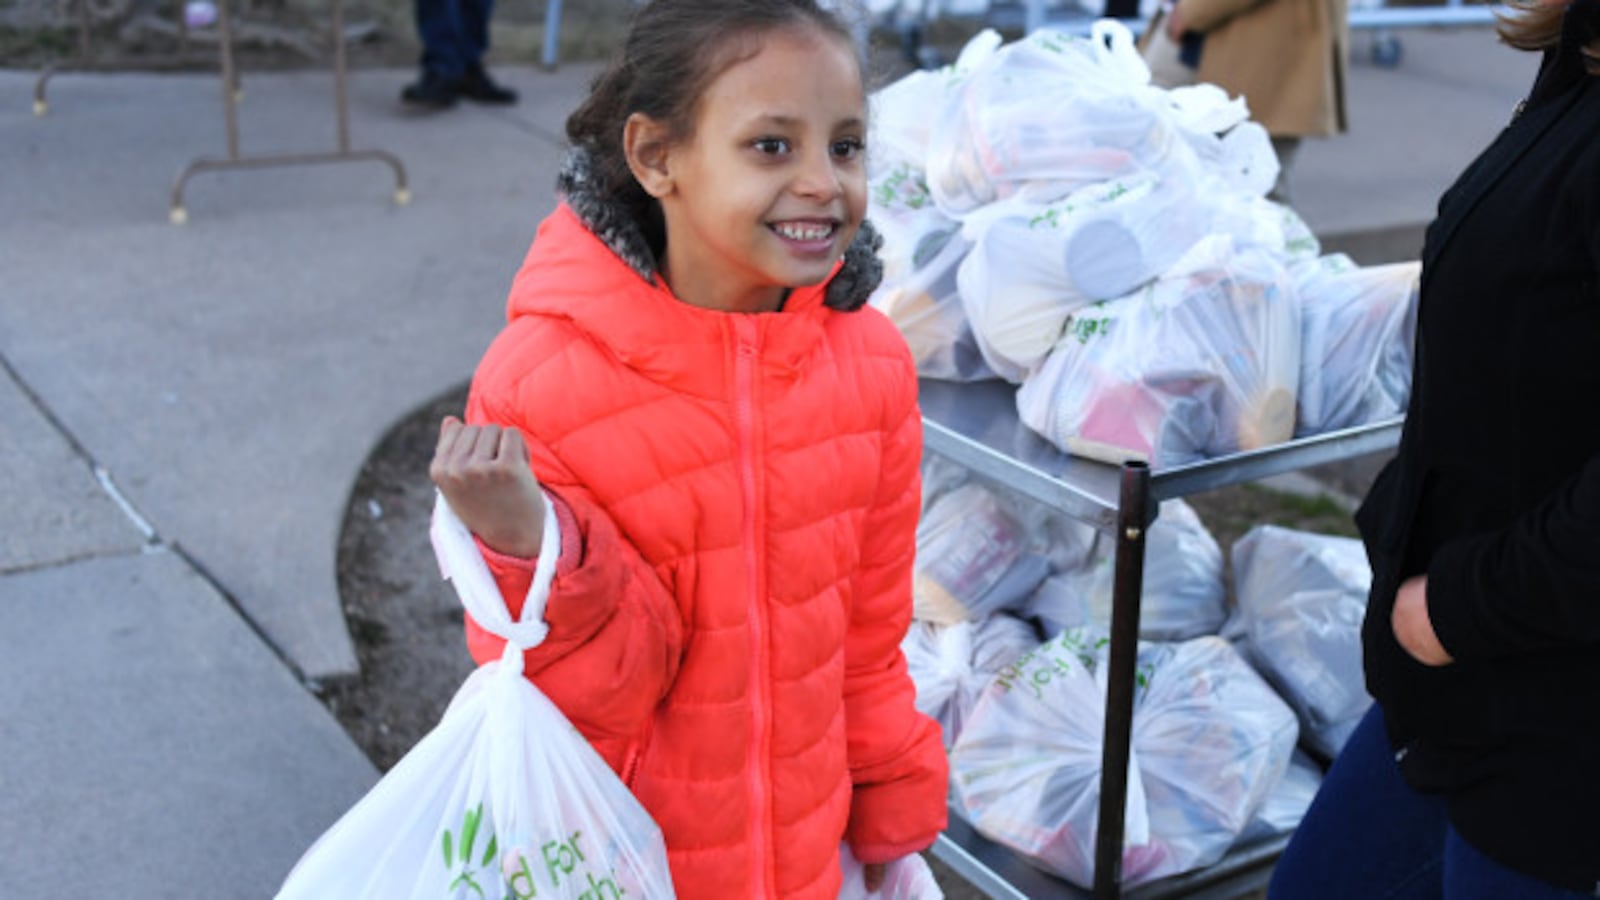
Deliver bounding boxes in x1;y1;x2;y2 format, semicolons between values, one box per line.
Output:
0;545;158;579
0;350;314;686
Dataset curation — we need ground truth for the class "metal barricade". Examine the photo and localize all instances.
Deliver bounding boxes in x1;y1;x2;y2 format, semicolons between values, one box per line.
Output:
887;0;1500;67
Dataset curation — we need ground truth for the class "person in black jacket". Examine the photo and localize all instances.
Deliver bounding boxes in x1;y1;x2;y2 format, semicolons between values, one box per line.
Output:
1269;0;1600;896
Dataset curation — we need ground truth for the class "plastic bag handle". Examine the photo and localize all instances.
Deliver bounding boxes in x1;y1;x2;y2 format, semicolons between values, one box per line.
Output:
430;490;559;651
1090;19;1149;85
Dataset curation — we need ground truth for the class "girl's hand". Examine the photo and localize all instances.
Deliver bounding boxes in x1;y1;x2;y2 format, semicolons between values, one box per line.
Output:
1392;575;1453;666
429;416;547;558
862;862;886;893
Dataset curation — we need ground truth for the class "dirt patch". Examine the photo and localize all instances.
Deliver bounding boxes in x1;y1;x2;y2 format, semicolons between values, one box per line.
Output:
323;381;472;772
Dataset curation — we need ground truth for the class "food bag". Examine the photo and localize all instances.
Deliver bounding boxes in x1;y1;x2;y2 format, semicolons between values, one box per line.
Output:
1025;499;1226;641
924;23;1176;217
275;495;676;900
1292;255;1420;436
867;184;990;382
1016;235;1301;467
955;174;1212;381
1226;525;1373;759
1234;750;1323;846
902;614;1042;748
866;61;995;383
912;481;1052;623
949;628;1297;888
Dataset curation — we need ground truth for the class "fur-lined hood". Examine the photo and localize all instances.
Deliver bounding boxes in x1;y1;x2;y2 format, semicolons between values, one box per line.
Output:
555;146;883;312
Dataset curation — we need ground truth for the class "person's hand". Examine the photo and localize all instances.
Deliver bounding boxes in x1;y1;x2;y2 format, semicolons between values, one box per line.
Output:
1392;574;1453;666
862;862;886;893
429;416;546;558
1165;3;1188;41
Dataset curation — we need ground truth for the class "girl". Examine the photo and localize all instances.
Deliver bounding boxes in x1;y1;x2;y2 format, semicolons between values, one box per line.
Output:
429;1;949;897
1270;0;1600;895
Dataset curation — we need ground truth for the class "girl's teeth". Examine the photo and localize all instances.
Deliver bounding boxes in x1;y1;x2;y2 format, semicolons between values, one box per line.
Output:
775;223;832;241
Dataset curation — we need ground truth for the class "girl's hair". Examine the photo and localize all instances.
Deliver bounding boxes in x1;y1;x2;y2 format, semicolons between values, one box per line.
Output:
1497;0;1600;74
565;0;859;252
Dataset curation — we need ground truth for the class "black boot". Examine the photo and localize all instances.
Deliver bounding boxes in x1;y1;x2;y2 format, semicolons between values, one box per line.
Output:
460;65;518;105
401;71;460;109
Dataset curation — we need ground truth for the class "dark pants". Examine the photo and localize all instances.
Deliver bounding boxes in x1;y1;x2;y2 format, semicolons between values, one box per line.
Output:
415;0;492;81
1270;705;1593;899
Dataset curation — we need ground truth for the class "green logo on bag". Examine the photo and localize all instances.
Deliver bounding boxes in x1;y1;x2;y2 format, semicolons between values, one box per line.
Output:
438;806;629;899
442;804;500;898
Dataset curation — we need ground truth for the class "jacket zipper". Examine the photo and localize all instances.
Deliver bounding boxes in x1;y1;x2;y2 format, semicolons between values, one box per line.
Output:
622;718;654;789
733;317;772;898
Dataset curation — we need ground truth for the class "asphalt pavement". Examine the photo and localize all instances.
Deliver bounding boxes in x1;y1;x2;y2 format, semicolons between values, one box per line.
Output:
0;25;1538;899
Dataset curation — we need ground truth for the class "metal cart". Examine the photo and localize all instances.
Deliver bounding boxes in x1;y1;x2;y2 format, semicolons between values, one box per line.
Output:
915;376;1403;899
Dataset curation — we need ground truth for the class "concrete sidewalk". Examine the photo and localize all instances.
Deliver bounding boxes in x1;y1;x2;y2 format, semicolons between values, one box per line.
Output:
0;25;1537;898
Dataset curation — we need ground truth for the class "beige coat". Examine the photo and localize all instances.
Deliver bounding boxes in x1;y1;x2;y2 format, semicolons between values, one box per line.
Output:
1146;0;1349;137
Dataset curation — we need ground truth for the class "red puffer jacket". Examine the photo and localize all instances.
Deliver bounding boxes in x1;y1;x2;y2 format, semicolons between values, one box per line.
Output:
461;188;948;898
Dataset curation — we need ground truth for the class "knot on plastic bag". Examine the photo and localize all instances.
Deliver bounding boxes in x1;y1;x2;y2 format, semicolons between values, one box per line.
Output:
495;621;549;676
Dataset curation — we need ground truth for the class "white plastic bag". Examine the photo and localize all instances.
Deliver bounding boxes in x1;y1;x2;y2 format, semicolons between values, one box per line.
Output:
275;495;676;900
838;844;946;899
1016;235;1301;467
1025;499;1226;641
955;174;1213;381
867;191;991;382
912;481;1052;623
1292;255;1420;436
1225;524;1373;759
924;24;1173;217
1234;750;1323;846
902;614;1042;748
949;628;1297;889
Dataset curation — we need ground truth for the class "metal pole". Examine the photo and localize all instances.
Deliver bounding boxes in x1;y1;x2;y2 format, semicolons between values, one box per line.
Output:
1092;460;1151;900
541;0;564;70
330;0;350;153
75;0;91;58
216;0;240;160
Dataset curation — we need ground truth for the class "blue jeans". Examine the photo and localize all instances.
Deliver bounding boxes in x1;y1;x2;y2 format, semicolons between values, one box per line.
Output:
415;0;492;80
1270;705;1593;899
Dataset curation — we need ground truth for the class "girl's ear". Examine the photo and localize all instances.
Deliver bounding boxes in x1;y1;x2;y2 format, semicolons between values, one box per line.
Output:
623;112;674;198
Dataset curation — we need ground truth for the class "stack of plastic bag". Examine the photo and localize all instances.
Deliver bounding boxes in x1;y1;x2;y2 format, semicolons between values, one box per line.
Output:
864;21;1324;416
1016;235;1301;467
1293;254;1421;436
1025;498;1227;641
950;628;1297;888
275;496;675;900
902;613;1043;748
1225;524;1373;759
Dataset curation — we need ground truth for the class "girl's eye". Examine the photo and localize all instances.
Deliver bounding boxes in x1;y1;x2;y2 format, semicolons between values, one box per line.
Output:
753;137;791;155
831;137;865;161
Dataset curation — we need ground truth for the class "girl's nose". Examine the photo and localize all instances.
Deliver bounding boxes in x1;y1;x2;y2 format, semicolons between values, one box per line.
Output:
793;150;843;200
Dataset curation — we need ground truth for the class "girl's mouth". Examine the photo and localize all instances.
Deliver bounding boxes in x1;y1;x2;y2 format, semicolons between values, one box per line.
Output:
769;220;840;251
771;221;836;241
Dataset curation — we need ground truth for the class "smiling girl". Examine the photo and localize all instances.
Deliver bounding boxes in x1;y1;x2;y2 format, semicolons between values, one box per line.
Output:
427;1;949;896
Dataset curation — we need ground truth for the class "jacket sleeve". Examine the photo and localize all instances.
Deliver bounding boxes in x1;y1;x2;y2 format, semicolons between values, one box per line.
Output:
1426;453;1600;661
461;386;684;771
843;370;950;865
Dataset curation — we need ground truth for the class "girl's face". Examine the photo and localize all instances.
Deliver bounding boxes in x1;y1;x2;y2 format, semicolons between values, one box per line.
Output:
648;27;867;313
